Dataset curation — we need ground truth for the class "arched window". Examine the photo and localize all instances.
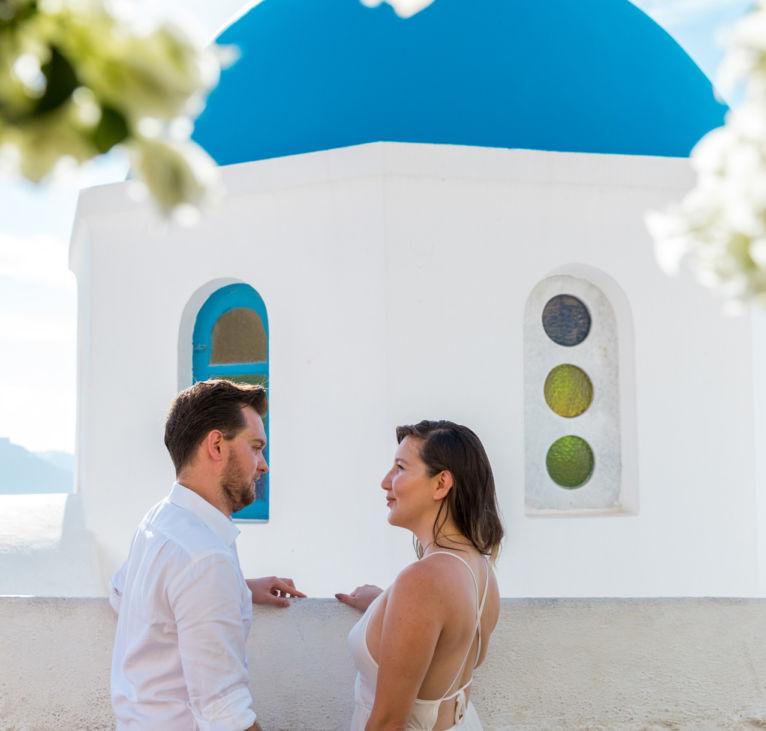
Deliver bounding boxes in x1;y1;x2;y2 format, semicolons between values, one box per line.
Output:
524;273;634;514
193;283;269;521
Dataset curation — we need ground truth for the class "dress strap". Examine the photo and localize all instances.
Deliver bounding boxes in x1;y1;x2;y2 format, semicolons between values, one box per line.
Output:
426;551;480;594
440;676;474;701
422;551;486;701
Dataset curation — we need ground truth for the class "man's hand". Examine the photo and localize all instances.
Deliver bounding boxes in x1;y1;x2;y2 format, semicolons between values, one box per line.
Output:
335;584;383;612
246;576;306;608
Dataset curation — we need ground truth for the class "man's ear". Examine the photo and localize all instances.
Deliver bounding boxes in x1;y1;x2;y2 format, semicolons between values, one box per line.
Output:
433;470;454;501
205;430;226;463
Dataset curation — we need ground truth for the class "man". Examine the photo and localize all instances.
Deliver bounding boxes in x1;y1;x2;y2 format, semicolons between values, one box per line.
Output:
109;379;304;730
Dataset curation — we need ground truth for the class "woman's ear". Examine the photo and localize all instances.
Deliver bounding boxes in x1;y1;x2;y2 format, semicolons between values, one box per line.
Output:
433;470;454;500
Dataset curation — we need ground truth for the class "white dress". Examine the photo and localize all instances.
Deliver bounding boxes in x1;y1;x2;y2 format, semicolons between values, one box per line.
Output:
347;551;489;731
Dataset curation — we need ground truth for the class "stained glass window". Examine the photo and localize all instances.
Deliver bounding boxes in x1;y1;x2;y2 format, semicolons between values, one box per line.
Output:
211;308;267;364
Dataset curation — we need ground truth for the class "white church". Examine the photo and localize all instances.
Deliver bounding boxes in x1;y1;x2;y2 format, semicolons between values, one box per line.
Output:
4;1;766;726
9;0;766;598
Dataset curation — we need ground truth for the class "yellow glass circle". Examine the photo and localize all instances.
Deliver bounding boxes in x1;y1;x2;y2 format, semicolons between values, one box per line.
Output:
544;364;593;417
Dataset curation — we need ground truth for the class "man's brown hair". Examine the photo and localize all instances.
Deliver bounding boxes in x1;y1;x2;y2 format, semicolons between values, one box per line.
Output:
164;380;268;474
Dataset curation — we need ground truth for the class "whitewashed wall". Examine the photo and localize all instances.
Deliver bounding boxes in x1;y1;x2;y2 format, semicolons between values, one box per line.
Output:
44;142;758;599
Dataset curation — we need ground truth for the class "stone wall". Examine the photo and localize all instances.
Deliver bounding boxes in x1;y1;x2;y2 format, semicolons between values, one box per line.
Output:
2;597;766;729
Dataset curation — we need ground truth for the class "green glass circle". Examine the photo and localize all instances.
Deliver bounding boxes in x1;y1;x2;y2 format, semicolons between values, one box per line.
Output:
546;436;594;489
544;364;593;417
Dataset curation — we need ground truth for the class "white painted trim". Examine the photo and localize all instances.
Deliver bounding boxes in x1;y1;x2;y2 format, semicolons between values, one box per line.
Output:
177;277;242;389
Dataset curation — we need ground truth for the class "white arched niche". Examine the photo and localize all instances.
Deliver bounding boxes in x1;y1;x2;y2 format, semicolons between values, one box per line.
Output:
523;265;638;515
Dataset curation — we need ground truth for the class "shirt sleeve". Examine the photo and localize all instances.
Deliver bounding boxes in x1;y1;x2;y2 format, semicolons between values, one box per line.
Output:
108;562;126;615
168;552;256;731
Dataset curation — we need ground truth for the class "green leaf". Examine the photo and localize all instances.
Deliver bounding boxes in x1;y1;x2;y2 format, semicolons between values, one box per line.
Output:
90;106;128;153
0;1;37;28
34;45;78;116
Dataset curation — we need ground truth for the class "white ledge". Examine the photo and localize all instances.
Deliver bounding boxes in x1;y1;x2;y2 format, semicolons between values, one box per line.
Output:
2;597;766;729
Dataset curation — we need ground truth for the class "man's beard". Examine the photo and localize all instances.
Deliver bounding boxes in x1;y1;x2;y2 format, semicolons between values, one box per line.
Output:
221;453;256;514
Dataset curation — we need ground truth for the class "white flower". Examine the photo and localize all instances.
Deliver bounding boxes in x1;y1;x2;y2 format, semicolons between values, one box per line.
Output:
717;4;766;98
646;208;693;275
359;0;435;19
650;0;766;311
0;0;225;216
128;136;221;216
5;101;99;181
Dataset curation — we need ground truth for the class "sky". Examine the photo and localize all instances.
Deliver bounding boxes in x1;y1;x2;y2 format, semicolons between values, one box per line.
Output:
0;0;756;455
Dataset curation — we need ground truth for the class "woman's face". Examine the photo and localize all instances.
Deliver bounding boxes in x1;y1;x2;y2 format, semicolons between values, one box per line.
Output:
381;436;439;529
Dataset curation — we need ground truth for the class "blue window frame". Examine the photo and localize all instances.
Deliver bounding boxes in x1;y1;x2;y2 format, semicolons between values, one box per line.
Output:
193;283;269;520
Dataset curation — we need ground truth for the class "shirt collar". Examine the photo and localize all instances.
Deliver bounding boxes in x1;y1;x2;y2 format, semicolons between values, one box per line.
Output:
169;482;240;547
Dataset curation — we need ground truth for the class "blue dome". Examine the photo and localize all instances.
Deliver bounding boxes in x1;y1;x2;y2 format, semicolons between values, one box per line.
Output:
193;0;727;163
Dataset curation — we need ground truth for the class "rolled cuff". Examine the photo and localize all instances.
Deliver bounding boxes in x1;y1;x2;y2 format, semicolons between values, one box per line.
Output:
193;686;256;731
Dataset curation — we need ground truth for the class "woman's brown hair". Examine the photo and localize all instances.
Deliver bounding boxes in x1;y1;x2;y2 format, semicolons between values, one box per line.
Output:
396;420;504;562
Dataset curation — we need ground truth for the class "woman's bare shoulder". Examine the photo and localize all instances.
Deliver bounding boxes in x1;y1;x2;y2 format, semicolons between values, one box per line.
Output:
391;553;482;606
393;557;446;589
387;557;459;602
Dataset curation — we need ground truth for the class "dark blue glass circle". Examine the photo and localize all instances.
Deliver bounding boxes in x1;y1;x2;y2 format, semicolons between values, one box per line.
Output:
542;294;591;347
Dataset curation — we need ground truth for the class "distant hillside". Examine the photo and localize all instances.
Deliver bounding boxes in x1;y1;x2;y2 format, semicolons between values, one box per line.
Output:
0;438;73;494
34;450;75;474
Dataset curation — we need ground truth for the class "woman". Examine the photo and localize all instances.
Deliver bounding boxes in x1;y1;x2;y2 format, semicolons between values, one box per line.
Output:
336;420;504;731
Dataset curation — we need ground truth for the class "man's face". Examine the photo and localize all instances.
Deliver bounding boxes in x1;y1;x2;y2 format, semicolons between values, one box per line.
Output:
221;406;268;514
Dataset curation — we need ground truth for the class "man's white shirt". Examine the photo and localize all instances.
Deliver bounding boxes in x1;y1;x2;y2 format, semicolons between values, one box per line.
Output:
110;482;256;731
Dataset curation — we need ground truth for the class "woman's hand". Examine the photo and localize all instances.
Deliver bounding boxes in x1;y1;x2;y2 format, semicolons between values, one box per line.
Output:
335;584;383;612
246;576;306;607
